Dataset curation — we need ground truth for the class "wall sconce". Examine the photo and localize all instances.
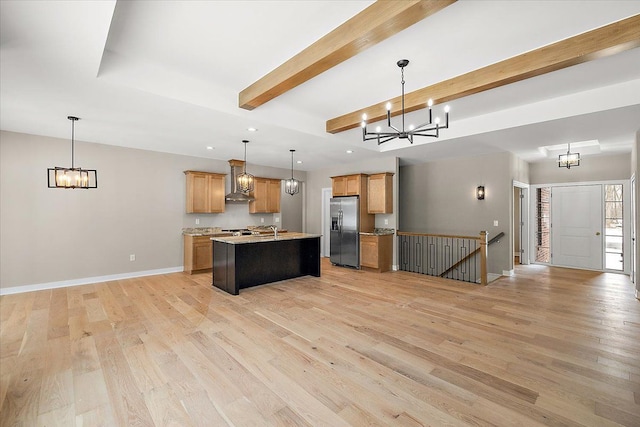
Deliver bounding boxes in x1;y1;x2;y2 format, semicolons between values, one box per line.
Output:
476;185;485;200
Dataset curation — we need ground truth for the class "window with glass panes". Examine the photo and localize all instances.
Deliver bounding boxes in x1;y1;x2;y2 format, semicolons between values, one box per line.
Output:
604;184;623;270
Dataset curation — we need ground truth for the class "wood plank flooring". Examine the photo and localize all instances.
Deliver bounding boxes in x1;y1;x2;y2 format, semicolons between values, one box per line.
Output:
1;259;639;426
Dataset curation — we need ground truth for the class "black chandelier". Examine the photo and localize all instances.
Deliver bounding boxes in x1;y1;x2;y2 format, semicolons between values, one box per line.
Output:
284;149;300;195
361;59;450;145
558;143;580;169
237;139;255;193
47;116;97;189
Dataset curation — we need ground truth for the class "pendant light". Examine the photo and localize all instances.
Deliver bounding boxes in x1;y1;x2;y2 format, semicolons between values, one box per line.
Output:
558;143;580;169
47;116;97;189
284;149;300;196
237;139;255;193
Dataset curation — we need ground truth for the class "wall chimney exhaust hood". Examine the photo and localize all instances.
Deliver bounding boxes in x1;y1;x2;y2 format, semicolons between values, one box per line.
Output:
225;159;255;202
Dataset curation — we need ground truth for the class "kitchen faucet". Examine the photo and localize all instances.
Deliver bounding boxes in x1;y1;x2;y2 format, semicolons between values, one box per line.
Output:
270;225;278;238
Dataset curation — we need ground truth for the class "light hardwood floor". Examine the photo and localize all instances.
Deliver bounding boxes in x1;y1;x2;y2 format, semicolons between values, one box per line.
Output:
1;259;639;426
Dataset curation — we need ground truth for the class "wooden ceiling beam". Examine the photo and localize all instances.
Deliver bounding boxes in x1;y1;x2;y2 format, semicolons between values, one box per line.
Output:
238;0;457;111
326;14;640;134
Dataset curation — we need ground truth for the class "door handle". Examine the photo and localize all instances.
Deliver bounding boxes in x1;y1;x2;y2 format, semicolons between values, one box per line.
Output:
595;232;601;236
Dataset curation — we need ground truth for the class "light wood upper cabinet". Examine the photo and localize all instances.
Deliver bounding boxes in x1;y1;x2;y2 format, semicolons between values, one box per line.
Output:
184;171;226;213
368;172;394;214
332;174;365;196
249;177;281;213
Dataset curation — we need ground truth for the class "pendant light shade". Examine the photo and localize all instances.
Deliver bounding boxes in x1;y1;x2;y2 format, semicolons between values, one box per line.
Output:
284;149;300;196
558;143;580;169
237;139;254;193
47;116;97;189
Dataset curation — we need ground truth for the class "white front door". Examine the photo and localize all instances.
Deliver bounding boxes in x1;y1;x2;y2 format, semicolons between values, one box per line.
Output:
551;185;603;270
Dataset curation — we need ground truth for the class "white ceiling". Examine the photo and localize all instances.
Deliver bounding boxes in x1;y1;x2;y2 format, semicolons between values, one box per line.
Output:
1;0;639;171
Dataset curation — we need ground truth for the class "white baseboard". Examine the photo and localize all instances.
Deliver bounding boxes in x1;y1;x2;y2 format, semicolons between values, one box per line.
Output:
392;264;399;271
0;266;184;296
502;269;515;277
487;273;502;283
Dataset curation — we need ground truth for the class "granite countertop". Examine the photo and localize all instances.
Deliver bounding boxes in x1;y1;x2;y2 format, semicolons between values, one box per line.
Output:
211;232;321;245
182;226;288;236
360;228;395;236
182;227;229;236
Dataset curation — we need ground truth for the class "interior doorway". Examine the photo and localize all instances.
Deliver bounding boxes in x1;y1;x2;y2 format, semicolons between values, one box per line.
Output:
513;181;529;267
631;175;636;284
321;187;332;257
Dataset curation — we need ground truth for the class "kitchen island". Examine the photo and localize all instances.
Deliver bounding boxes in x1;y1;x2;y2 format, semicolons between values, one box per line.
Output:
211;232;321;295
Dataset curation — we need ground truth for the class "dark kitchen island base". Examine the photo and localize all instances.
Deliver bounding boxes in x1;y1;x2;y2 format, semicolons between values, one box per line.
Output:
212;234;321;295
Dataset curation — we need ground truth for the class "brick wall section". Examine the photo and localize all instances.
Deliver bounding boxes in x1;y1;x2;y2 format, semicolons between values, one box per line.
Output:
536;187;551;263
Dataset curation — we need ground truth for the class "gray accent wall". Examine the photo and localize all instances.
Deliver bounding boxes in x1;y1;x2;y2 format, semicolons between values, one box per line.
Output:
0;131;304;290
399;152;517;275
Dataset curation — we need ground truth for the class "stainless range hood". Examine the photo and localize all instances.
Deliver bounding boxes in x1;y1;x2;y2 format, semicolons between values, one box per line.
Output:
225;159;255;202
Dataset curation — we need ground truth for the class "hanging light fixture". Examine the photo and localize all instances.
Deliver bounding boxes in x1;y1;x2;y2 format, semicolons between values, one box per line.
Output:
47;116;97;189
361;59;450;145
237;139;255;193
558;143;580;169
284;149;300;196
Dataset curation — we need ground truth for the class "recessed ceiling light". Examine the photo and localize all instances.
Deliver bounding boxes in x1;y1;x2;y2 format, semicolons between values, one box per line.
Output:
206;146;214;150
247;127;257;132
346;150;354;154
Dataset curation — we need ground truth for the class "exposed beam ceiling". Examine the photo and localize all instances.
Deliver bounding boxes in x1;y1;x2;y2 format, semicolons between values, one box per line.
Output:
238;0;456;111
326;14;640;134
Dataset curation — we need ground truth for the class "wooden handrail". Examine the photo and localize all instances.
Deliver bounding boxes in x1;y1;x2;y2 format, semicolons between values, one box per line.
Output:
397;231;482;241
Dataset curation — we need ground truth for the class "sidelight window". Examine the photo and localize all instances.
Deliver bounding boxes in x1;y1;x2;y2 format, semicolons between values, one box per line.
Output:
604;184;623;270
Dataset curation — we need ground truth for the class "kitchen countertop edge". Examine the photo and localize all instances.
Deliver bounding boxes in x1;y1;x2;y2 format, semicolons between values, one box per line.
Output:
211;232;321;245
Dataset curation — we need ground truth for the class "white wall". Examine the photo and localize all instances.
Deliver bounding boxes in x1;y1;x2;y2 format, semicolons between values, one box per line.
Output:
0;131;304;290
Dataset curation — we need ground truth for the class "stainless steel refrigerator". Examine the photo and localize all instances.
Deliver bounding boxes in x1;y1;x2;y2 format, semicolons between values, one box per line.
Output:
330;196;360;268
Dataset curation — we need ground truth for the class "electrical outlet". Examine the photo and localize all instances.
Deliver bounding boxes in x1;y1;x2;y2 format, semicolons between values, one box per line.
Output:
195;218;200;225
275;217;280;223
493;220;499;227
384;219;389;225
130;254;136;261
261;217;264;223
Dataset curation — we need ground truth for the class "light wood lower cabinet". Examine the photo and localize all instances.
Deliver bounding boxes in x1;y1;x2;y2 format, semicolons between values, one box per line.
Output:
184;235;213;274
360;234;393;272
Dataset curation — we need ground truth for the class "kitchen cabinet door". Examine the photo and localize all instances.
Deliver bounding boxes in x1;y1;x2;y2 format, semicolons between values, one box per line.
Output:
368;173;394;213
360;234;393;272
185;171;226;213
184;235;213;273
249;178;281;213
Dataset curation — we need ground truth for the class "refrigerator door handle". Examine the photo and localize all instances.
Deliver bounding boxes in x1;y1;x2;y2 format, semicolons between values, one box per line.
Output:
339;210;343;232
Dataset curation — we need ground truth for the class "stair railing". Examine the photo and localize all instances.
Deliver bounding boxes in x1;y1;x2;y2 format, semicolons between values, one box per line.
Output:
398;231;501;285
